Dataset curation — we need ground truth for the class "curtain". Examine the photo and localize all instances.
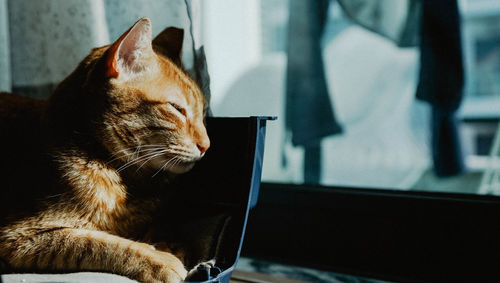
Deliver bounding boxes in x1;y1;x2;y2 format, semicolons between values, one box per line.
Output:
338;0;465;177
0;0;209;103
285;0;343;184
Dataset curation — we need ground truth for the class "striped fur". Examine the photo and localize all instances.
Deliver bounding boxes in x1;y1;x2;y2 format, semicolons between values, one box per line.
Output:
0;18;208;282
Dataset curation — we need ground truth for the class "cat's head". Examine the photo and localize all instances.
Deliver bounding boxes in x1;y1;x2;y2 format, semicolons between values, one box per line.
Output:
87;18;210;174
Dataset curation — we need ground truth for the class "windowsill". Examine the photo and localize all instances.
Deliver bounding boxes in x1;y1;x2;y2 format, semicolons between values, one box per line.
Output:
234;257;383;283
243;182;500;282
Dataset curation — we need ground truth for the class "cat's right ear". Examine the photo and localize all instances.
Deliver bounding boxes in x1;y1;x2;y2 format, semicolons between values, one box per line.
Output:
106;18;154;79
152;27;184;67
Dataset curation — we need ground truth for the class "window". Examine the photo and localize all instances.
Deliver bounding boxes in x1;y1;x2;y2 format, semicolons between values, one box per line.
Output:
203;0;500;195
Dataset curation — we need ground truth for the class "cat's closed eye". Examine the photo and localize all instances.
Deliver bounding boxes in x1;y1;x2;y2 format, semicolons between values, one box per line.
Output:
169;102;187;117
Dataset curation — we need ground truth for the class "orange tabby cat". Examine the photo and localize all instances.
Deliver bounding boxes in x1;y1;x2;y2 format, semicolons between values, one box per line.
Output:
0;18;210;282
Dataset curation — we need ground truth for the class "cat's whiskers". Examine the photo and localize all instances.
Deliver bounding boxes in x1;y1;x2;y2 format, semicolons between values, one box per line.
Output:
108;146;165;164
107;138;167;158
169;157;181;170
151;156;178;178
129;144;168;148
116;151;163;172
116;149;168;172
168;149;200;162
126;147;164;162
108;146;142;161
135;150;169;172
166;145;199;157
132;145;143;160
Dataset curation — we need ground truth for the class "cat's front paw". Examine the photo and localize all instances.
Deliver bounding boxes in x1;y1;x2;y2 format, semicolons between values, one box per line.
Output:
139;250;188;283
185;259;217;282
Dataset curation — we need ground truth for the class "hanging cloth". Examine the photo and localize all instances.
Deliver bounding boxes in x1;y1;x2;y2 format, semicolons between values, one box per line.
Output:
338;0;465;177
415;0;464;176
285;0;343;183
285;0;343;148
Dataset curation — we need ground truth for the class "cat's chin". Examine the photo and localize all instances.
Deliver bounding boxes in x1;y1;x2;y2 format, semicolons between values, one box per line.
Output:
148;157;196;174
166;162;195;174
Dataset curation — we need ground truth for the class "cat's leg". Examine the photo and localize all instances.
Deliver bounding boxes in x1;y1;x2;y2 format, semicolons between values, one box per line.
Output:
154;241;188;265
0;227;187;283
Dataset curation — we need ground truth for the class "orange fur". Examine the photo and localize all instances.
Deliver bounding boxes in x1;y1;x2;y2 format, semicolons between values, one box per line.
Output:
0;18;209;283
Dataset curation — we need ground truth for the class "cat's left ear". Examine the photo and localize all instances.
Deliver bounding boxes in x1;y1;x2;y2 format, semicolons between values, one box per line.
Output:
106;18;154;79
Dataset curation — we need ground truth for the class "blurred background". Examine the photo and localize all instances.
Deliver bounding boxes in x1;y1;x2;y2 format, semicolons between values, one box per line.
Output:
203;0;500;194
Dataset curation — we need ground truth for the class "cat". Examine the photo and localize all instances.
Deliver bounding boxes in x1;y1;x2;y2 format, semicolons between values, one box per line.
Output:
0;18;211;283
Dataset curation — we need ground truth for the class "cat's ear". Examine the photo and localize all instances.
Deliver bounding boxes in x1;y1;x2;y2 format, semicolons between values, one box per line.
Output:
152;27;184;67
106;18;154;79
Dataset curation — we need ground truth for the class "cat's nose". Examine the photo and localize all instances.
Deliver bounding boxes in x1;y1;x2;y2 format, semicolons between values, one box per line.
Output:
197;144;207;155
197;137;210;155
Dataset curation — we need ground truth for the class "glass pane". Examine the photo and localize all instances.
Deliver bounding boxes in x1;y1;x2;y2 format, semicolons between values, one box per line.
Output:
204;0;500;194
460;0;500;194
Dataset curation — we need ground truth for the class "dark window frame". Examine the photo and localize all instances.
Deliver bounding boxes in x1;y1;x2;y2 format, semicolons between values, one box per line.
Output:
242;182;500;282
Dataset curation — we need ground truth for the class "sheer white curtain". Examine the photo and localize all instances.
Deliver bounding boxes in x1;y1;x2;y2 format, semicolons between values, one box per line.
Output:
0;0;202;98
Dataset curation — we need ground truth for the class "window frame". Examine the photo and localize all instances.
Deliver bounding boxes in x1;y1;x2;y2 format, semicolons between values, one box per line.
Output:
242;182;500;282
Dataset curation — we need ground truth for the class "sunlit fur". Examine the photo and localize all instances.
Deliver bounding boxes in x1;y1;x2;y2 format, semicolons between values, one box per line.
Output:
0;18;209;282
